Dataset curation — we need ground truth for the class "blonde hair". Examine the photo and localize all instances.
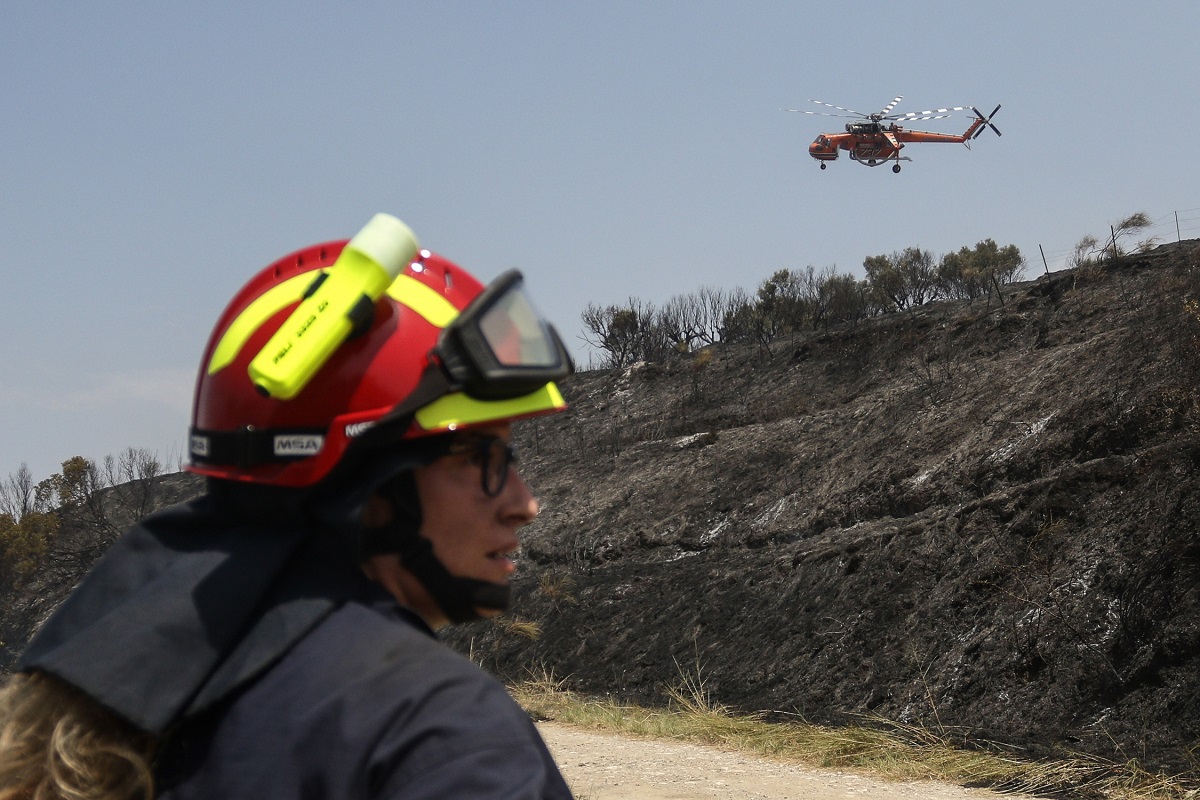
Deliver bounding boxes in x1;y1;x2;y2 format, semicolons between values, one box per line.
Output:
0;672;156;800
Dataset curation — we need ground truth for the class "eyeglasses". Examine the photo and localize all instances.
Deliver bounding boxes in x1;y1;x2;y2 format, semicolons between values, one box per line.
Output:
447;436;518;497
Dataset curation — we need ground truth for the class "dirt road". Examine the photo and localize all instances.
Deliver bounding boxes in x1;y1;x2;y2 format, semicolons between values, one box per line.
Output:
538;723;1034;800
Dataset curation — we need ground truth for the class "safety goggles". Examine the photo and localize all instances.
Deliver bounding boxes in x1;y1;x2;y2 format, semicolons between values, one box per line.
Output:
447;435;518;497
434;269;573;400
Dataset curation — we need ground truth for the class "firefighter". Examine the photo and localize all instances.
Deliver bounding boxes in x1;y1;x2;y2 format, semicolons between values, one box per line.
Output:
0;214;576;799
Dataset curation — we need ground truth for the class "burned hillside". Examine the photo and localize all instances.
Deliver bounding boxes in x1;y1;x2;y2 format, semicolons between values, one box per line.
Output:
450;240;1200;773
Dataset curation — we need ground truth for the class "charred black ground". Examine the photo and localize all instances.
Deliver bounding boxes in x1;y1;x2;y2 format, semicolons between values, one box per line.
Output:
4;242;1199;775
451;242;1200;775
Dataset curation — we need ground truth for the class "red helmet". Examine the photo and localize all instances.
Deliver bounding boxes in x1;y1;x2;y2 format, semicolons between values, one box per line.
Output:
188;221;572;488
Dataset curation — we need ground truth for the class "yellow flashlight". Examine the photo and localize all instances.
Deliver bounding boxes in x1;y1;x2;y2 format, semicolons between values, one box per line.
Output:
248;213;420;399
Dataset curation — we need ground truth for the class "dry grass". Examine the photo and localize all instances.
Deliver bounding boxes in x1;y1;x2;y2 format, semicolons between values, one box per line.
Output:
536;573;578;605
510;667;1200;800
493;617;543;640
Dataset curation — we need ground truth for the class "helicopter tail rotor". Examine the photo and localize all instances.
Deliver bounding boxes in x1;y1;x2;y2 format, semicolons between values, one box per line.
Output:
971;104;1002;138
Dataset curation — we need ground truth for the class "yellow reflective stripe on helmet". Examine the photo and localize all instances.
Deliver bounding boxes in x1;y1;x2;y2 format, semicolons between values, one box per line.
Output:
208;273;316;375
208;271;460;377
387;274;459;328
414;383;566;431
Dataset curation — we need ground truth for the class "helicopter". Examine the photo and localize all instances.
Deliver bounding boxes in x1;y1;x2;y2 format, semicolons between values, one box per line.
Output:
783;97;1001;172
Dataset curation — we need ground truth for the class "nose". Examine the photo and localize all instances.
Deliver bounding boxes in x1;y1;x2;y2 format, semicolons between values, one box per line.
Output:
501;467;539;525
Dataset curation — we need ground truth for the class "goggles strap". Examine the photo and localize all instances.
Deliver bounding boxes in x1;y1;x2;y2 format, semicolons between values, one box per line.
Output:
340;364;456;460
385;364;454;424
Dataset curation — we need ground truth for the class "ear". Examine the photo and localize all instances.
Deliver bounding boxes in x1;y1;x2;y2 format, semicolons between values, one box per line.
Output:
358;472;424;560
360;495;393;527
381;472;423;527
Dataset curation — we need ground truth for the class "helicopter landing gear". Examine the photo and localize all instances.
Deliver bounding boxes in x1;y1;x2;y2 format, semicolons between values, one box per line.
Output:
820;163;827;170
892;164;901;173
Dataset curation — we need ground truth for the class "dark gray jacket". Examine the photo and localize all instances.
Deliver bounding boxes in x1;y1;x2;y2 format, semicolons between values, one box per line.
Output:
156;600;572;798
21;481;572;798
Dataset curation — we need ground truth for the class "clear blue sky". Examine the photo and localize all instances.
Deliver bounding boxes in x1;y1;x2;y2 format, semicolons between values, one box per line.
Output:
3;1;1198;484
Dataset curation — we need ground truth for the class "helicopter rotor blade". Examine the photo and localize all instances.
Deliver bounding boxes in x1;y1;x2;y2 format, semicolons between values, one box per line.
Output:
781;108;863;118
793;97;978;125
894;113;955;122
893;106;970;120
971;104;1003;138
879;96;903;117
809;99;868;117
987;104;1003;136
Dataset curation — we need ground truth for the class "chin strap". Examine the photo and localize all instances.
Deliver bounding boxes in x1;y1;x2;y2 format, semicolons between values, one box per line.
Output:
359;473;510;623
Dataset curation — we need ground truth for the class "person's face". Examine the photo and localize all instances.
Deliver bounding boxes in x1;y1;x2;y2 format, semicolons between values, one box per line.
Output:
364;422;540;628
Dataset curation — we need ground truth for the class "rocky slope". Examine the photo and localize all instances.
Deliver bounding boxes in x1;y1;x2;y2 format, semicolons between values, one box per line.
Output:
451;241;1200;774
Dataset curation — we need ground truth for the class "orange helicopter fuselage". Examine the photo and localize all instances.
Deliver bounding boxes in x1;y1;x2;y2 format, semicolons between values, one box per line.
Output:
809;116;987;166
